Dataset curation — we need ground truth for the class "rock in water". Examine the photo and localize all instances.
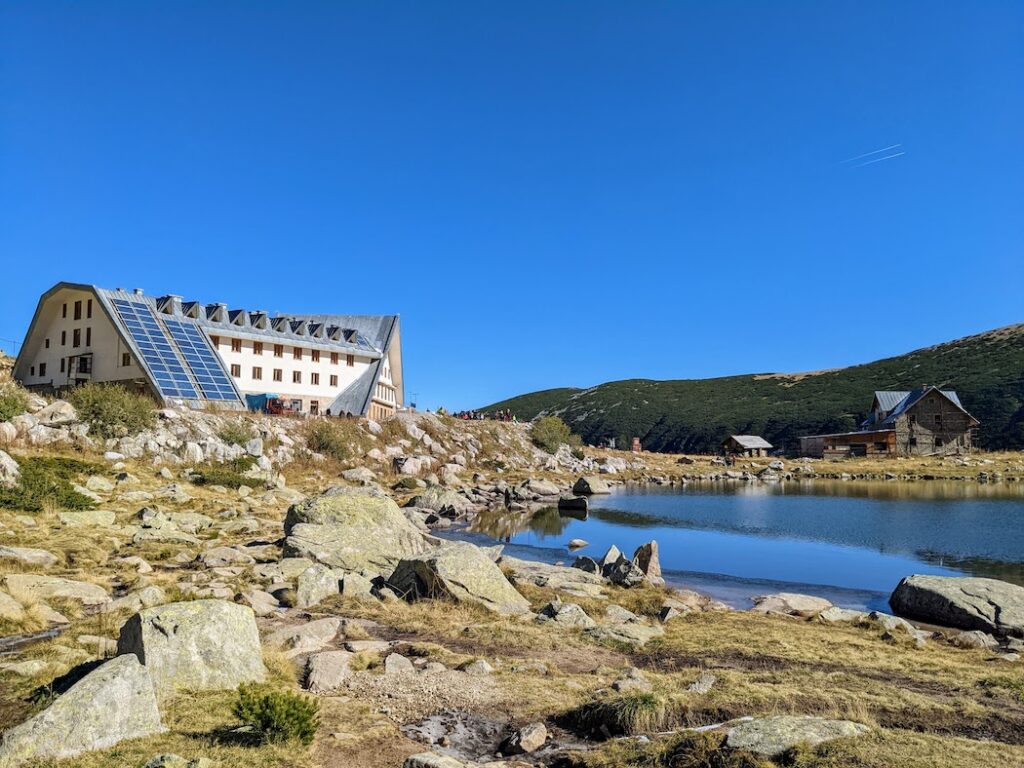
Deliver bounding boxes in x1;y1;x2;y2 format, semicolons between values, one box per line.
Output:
390;541;530;615
725;715;869;756
572;476;611;495
632;541;664;586
890;575;1024;637
0;655;165;767
283;486;430;575
116;599;265;692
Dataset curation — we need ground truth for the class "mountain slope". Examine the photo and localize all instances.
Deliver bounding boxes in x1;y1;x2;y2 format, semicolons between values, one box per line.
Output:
482;323;1024;453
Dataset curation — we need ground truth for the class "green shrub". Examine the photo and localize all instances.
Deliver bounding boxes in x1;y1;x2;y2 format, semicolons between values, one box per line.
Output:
187;456;259;488
234;684;320;745
0;388;28;422
562;692;674;738
67;383;156;439
304;419;368;462
218;420;256;446
531;415;581;454
0;456;99;512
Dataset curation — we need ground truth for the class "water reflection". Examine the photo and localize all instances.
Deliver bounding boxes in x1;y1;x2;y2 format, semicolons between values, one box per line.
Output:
461;480;1024;606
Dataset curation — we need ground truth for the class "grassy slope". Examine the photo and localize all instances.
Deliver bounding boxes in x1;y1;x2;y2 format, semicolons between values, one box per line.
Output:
482;323;1024;453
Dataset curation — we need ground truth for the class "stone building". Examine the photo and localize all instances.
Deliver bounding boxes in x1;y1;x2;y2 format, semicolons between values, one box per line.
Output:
799;387;978;458
723;434;773;458
13;282;403;419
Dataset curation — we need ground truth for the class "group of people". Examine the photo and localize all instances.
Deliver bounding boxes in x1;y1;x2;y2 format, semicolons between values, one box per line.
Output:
438;407;518;422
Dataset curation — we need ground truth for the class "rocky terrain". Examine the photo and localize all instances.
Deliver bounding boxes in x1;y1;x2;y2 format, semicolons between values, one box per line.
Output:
1;389;1024;767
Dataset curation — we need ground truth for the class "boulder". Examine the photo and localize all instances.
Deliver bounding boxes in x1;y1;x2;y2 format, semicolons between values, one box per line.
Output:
384;653;415;674
567;538;589;550
571;556;600;575
0;655;164;767
407;486;473;513
0;546;58;568
0;591;26;622
632;541;664;587
818;607;869;624
58;509;116;527
751;592;833;617
501;722;547;754
391;542;530;615
305;650;353;693
725;715;869;756
0;450;19;488
116;599;265;692
32;400;77;426
526;479;561;497
537;600;595;628
604;556;646;588
341;467;376;485
4;574;109;607
296;564;339;609
283;487;430;575
265;617;345;657
890;575;1024;637
572;476;611;495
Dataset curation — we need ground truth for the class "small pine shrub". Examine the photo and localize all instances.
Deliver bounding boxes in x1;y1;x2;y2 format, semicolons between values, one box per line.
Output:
218;420;256;446
234;684;320;745
67;383;156;439
0;388;28;422
0;456;99;512
531;415;581;454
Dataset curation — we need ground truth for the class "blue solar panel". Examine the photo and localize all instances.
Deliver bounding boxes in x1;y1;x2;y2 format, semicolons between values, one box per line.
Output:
111;299;199;400
164;319;240;401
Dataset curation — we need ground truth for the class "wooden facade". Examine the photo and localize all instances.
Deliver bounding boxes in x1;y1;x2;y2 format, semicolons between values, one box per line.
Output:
723;435;772;458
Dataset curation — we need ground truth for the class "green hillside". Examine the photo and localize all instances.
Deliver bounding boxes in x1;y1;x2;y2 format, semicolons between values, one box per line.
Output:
482;323;1024;453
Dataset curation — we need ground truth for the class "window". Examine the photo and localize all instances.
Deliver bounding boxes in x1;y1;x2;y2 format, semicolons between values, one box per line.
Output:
61;330;66;346
30;366;35;376
72;328;81;348
210;335;219;347
254;341;263;356
293;347;302;360
293;370;302;383
87;299;93;319
231;338;242;353
60;358;65;373
311;349;320;362
310;400;319;415
230;364;241;377
74;300;82;320
274;344;283;357
909;437;918;447
45;338;50;349
39;363;46;377
62;303;67;319
935;437;945;448
85;327;91;346
329;374;338;387
252;366;262;380
330;352;338;365
934;414;942;426
273;368;283;382
346;354;354;367
311;372;319;385
122;352;131;367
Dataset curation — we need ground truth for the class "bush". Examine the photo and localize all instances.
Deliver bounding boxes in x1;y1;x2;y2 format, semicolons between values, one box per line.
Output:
187;456;260;488
304;419;368;462
531;415;581;454
234;684;320;745
0;388;27;422
0;456;99;512
67;383;156;439
218;420;256;446
562;692;674;738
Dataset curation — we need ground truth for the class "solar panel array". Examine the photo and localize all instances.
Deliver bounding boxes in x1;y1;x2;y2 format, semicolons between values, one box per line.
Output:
111;299;199;400
164;319;240;401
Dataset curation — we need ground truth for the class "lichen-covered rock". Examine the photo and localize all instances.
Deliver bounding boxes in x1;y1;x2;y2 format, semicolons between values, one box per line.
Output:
537;599;595;628
283;487;430;575
0;451;19;488
406;486;473;513
391;542;530;615
890;574;1024;637
58;509;116;527
116;599;265;692
725;715;869;756
305;650;353;693
0;655;165;767
296;564;339;608
573;476;610;495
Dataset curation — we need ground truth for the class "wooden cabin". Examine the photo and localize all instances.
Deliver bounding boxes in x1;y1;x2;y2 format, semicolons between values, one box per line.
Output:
723;435;773;458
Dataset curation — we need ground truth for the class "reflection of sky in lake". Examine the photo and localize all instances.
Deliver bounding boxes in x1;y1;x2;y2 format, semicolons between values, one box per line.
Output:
454;481;1024;611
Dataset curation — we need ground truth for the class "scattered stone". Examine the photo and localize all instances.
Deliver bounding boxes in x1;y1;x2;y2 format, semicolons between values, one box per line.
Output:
296;564;339;609
725;715;870;757
4;574;109;607
537;600;595;628
461;659;494;676
890;575;1024;637
0;546;58;568
605;604;640;624
306;650;353;693
58;509;116;527
751;592;833;617
572;476;610;495
687;671;717;694
117;599;266;692
199;546;255;568
604;556;646;588
236;589;281;617
384;653;416;675
951;630;999;649
567;538;589;550
611;666;651;693
0;660;48;677
341;467;376;485
501;722;547;754
818;606;869;624
265;617;345;656
0;655;165;767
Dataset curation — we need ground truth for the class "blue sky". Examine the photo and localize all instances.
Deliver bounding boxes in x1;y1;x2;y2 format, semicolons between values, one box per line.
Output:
2;2;1022;410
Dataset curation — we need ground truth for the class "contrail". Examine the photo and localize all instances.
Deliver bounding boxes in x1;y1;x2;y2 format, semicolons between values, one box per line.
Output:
841;143;902;164
853;151;905;168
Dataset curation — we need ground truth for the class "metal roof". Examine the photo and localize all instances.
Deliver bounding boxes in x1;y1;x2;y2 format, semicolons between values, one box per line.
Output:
726;435;773;449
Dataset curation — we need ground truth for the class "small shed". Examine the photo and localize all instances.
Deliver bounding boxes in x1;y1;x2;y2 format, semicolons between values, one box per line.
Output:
723;435;773;458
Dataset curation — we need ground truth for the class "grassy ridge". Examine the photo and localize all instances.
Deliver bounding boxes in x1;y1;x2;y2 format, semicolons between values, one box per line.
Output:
482;323;1024;453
